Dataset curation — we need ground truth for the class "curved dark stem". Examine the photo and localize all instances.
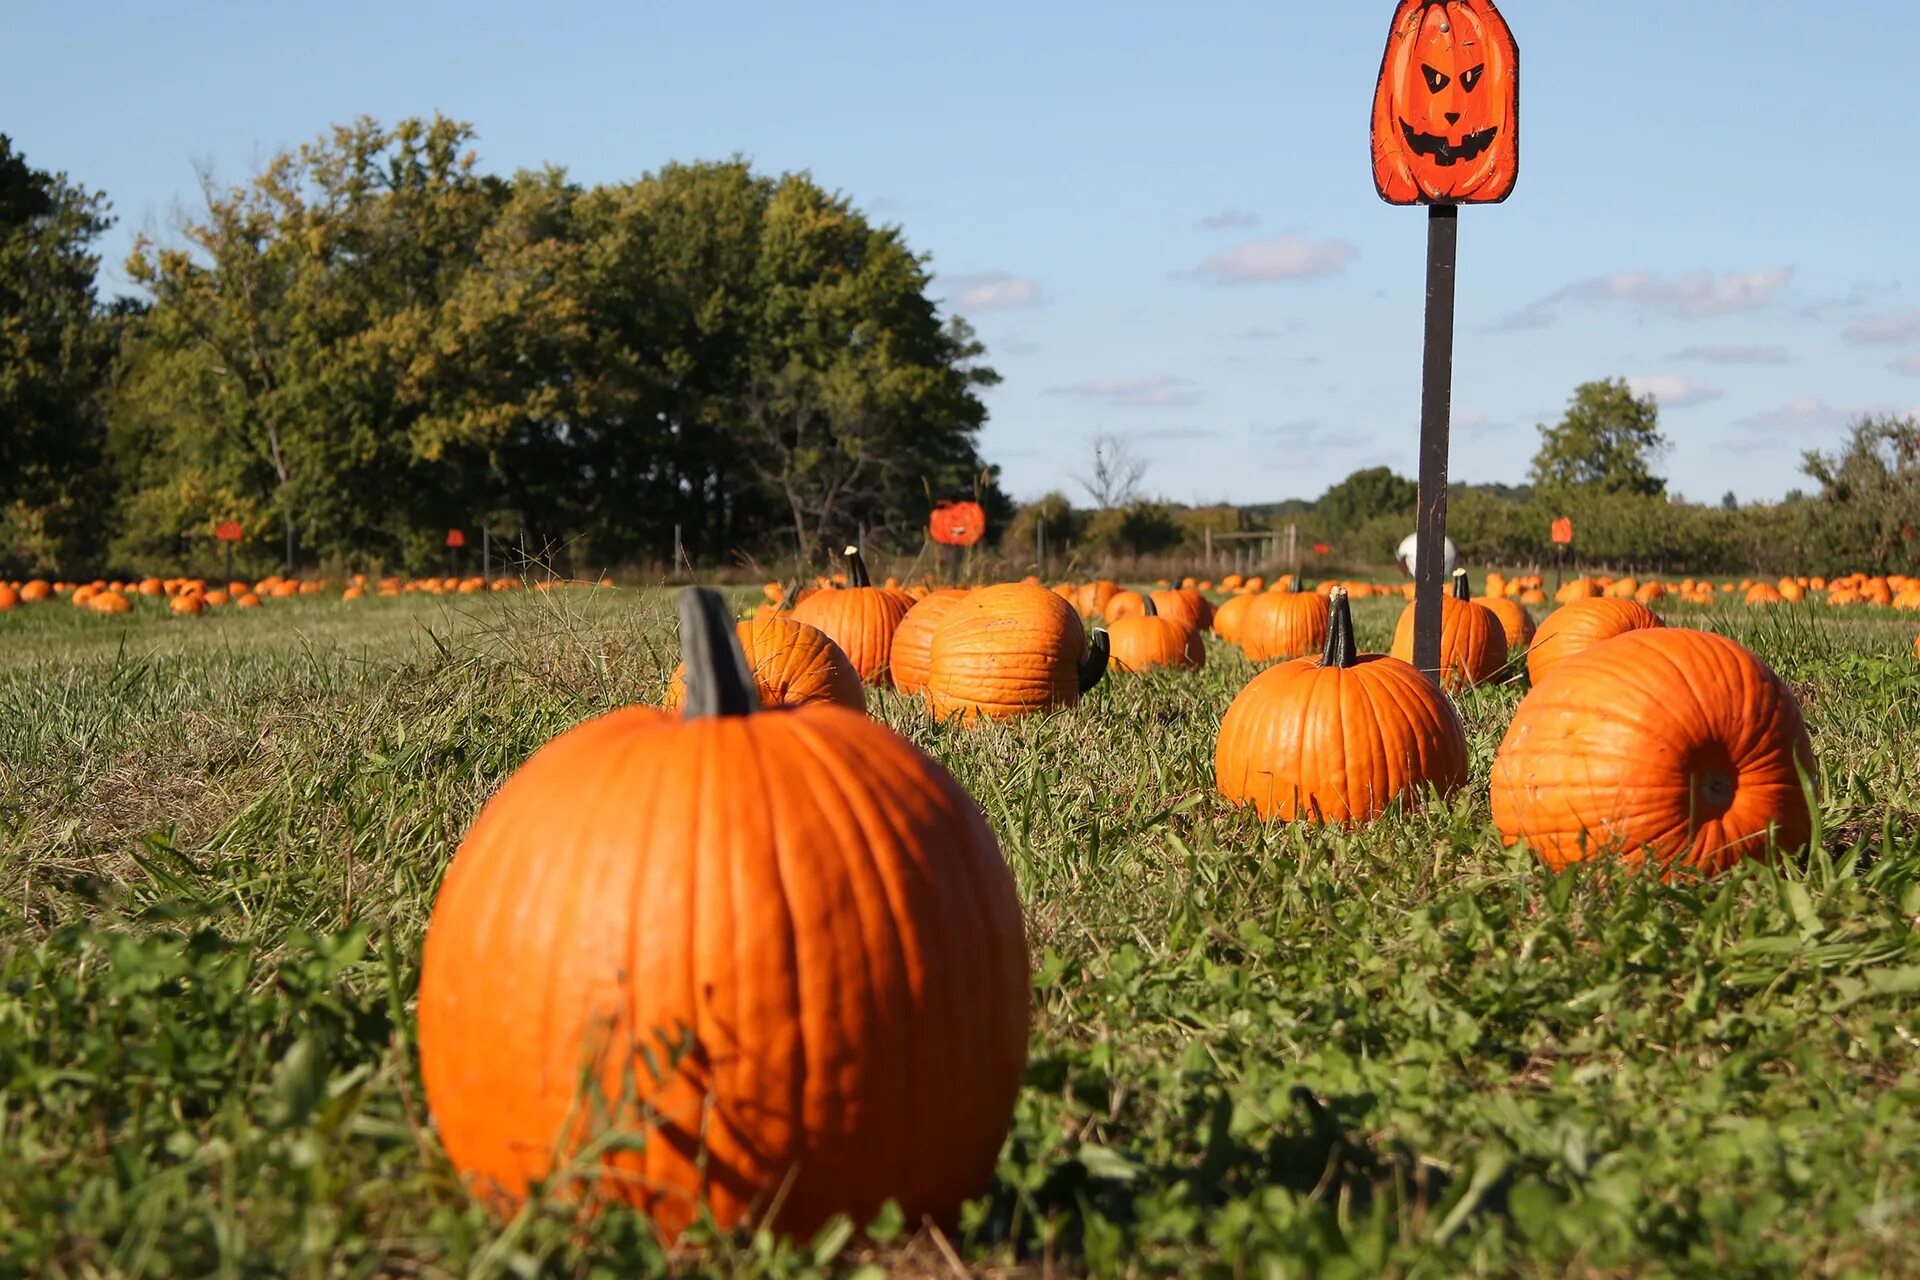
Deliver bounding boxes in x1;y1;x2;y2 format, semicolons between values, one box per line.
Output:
678;587;757;718
1452;568;1471;601
843;545;871;588
1078;629;1111;693
1141;595;1158;618
1321;587;1358;669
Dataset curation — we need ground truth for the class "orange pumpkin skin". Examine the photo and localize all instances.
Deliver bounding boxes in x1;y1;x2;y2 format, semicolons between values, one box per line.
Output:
789;550;912;687
418;592;1028;1242
1104;590;1148;624
665;615;865;713
1107;605;1205;675
1527;598;1662;686
1216;589;1468;823
1238;592;1330;663
1388;575;1508;690
1481;596;1536;651
1491;629;1814;876
927;584;1098;721
889;590;970;697
1149;588;1211;632
1211;592;1255;644
1371;0;1520;205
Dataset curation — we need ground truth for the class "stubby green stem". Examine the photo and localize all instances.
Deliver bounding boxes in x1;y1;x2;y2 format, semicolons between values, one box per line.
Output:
678;587;758;718
1141;595;1158;618
1452;568;1471;601
843;545;871;588
1079;630;1111;693
1321;587;1358;669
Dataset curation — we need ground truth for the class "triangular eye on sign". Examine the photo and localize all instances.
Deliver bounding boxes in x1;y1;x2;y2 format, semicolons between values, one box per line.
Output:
1372;0;1520;205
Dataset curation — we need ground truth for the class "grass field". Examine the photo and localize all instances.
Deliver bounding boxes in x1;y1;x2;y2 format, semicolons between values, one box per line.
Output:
4;588;1919;1277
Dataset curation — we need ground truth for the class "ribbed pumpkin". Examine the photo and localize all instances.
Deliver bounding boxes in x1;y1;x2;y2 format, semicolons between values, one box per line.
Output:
665;613;864;713
1148;587;1211;632
1491;628;1815;876
1211;592;1255;645
889;589;970;697
1238;590;1330;663
419;588;1029;1240
0;584;18;610
1107;596;1205;674
926;583;1109;721
1480;595;1536;652
1075;580;1120;620
1216;587;1469;823
1389;570;1508;690
789;547;913;687
1103;590;1148;623
1527;597;1663;686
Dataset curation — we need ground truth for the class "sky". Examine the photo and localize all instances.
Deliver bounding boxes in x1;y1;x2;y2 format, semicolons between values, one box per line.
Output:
7;0;1920;508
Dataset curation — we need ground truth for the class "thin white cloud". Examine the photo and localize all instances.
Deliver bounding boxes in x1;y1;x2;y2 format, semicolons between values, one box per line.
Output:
1254;418;1366;450
1894;352;1920;377
1668;344;1790;365
1188;235;1357;285
1731;396;1908;433
1843;311;1920;345
943;271;1042;312
1199;209;1260;231
1627;374;1724;410
1044;375;1200;408
1499;267;1793;329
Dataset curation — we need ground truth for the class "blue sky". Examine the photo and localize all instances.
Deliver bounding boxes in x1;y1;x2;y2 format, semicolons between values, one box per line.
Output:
8;0;1919;506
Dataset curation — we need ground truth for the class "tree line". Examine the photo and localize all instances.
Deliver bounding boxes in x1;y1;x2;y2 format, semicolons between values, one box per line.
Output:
2;118;1007;578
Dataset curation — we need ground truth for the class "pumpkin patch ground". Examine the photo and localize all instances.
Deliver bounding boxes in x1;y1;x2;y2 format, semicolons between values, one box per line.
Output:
4;586;1920;1274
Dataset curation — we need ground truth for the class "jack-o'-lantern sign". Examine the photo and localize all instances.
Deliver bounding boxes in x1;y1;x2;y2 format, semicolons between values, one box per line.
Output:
1371;0;1519;205
930;500;987;548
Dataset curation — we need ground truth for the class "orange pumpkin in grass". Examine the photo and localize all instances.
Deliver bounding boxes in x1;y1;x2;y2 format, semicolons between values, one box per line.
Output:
790;547;913;687
926;584;1108;722
1211;592;1256;645
19;580;52;602
665;613;865;713
1526;597;1662;686
1388;570;1508;690
1107;596;1205;674
1216;587;1468;823
890;590;970;698
1480;595;1535;652
419;588;1027;1241
0;584;17;611
1104;590;1148;623
1149;587;1212;632
1492;628;1814;877
1237;590;1330;663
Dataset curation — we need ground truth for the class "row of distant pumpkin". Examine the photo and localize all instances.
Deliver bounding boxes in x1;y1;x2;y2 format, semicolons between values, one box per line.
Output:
0;573;615;613
418;552;1832;1247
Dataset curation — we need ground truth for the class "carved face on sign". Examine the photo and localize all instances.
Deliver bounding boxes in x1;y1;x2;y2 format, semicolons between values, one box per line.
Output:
1371;0;1519;205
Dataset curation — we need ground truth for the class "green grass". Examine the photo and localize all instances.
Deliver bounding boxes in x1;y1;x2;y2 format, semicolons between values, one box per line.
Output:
3;589;1919;1277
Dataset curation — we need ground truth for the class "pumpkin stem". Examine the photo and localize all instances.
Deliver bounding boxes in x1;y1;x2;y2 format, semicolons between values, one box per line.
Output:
678;587;757;719
1141;595;1158;618
1452;569;1471;601
1078;629;1110;693
843;545;871;589
1321;587;1358;669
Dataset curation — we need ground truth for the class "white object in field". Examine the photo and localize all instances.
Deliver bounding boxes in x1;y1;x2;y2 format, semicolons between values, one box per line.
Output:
1396;532;1457;578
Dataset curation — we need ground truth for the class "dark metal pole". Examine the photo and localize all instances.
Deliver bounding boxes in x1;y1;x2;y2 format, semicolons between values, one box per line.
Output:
482;527;490;583
1412;204;1459;679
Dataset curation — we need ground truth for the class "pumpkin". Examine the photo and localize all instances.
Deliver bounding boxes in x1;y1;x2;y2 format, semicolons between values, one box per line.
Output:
1371;0;1519;205
1388;569;1508;690
1104;590;1148;623
418;588;1028;1240
887;589;970;697
1237;590;1330;663
789;547;913;687
1491;628;1814;876
1107;596;1205;674
90;590;132;614
19;580;52;602
1075;580;1120;620
1211;592;1256;645
169;593;205;616
665;613;865;713
1216;587;1469;823
1526;597;1662;686
926;583;1109;721
1480;594;1535;652
1149;587;1212;632
0;584;17;611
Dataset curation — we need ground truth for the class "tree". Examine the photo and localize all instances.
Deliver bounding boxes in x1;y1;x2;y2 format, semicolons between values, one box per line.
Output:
1529;378;1668;496
1073;432;1147;509
1314;466;1417;532
1799;415;1920;571
0;136;117;573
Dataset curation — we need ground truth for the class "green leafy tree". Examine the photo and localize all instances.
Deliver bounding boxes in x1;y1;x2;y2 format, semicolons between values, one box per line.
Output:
1529;378;1668;497
1314;466;1417;532
0;136;117;572
1799;414;1920;572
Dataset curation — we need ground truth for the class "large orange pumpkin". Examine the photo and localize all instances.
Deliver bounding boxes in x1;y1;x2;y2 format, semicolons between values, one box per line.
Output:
1388;569;1508;690
1211;592;1256;645
1527;597;1662;686
664;613;864;713
1480;594;1536;652
1107;596;1205;674
1216;587;1469;823
1491;628;1814;876
889;589;970;697
1237;590;1330;664
1371;0;1520;205
926;583;1108;721
789;547;912;687
419;588;1029;1240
